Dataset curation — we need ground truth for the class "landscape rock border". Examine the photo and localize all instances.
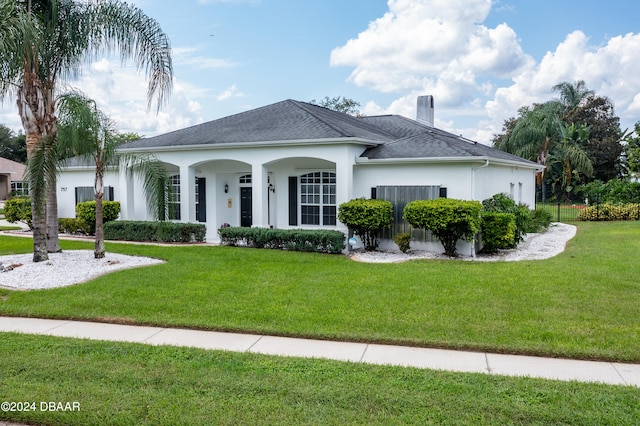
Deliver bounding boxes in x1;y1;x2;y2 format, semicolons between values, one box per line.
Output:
350;223;577;263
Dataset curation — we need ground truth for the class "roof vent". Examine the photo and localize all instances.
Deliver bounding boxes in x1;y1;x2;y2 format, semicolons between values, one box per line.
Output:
416;95;434;127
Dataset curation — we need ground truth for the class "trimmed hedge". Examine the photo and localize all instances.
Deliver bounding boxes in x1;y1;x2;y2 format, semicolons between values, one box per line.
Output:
337;198;393;250
577;203;640;221
76;200;121;235
403;198;482;257
218;227;345;254
104;221;206;243
480;212;516;253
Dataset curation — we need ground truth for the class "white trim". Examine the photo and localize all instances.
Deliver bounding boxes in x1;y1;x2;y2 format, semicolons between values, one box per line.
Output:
356;155;543;170
117;137;383;154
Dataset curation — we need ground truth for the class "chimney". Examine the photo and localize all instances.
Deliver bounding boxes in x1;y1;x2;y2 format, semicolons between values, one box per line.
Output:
416;95;434;127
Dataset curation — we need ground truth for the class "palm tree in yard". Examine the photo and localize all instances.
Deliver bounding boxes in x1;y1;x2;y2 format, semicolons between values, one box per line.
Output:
0;0;172;262
547;123;593;200
505;101;566;201
553;80;594;112
52;91;172;259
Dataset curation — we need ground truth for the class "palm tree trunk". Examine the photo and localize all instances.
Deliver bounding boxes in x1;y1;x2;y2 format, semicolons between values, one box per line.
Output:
25;132;49;262
94;168;105;259
18;70;51;262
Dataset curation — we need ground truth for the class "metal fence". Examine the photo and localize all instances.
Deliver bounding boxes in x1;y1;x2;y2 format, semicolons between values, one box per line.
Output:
536;197;640;222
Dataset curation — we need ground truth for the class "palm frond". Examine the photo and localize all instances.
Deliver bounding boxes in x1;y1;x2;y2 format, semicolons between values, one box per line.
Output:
90;1;173;112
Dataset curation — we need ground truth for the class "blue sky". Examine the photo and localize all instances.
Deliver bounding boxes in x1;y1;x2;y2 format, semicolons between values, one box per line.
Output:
2;0;640;144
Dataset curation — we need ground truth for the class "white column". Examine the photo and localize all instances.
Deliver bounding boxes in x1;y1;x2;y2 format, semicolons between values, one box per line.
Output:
335;156;354;231
252;163;269;227
118;167;132;219
180;165;196;222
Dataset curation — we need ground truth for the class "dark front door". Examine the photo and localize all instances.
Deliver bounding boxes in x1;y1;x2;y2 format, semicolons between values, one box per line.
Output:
196;177;206;222
240;187;252;227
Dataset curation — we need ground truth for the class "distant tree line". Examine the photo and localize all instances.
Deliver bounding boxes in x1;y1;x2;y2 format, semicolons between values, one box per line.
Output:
492;81;638;202
0;124;26;163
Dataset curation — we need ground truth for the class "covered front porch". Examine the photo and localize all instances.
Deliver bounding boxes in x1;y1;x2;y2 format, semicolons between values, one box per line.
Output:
117;146;360;243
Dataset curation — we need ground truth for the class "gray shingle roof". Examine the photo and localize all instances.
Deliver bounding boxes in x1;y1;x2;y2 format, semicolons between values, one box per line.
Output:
359;115;539;165
119;99;538;167
121;100;394;149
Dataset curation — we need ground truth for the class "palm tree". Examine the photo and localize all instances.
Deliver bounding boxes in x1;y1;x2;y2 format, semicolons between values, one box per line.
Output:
0;0;172;262
54;91;172;258
547;123;593;200
553;80;594;112
506;101;566;201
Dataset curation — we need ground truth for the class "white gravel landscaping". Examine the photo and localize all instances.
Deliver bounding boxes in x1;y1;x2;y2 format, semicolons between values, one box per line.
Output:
350;223;577;263
0;250;164;291
0;223;576;290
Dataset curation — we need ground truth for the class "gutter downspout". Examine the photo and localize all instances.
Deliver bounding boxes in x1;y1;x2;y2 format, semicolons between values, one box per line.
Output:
471;160;490;258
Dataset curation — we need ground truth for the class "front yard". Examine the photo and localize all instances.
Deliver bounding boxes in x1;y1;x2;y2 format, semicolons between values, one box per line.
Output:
1;221;639;425
1;221;639;362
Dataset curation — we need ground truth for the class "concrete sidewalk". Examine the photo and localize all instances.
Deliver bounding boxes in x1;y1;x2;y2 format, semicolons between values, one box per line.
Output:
1;316;639;387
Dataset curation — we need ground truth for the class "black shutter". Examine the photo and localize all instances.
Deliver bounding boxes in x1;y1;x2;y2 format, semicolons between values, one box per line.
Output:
371;187;377;199
196;178;207;222
289;176;297;226
439;187;448;198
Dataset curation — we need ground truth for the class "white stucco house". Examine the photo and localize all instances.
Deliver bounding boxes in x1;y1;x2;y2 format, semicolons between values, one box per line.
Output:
57;96;542;254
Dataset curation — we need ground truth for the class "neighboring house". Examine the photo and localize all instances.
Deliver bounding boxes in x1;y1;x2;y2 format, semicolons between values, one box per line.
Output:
57;96;542;255
0;156;27;201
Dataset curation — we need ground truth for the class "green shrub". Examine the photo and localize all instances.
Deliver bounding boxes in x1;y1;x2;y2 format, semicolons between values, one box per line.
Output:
3;197;32;229
480;212;516;253
76;200;121;235
218;227;345;254
104;221;206;243
529;208;553;233
482;193;531;244
338;198;393;250
58;218;92;235
394;232;411;253
403;198;482;257
576;179;640;204
577;203;640;221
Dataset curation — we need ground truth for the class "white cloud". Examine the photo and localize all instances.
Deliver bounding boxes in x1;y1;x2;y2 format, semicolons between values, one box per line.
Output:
331;0;533;106
216;84;245;101
173;47;238;70
333;0;640;144
487;31;640;137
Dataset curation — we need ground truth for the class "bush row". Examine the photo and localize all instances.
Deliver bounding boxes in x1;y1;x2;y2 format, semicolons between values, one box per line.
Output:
104;221;206;243
218;227;345;254
577;203;640;221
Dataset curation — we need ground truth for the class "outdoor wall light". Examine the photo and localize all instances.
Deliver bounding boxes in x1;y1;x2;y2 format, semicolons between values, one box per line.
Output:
268;183;275;193
224;184;229;193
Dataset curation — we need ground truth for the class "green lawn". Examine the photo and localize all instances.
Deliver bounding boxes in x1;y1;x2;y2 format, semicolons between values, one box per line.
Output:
1;333;638;426
1;221;639;362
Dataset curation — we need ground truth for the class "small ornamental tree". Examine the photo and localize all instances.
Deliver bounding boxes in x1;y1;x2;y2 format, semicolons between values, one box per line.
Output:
403;198;482;256
338;198;393;250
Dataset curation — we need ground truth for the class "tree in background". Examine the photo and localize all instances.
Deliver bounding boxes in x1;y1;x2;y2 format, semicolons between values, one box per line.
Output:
553;80;594;112
498;101;566;201
563;95;623;181
310;96;362;116
547;123;593;200
493;81;623;201
0;0;173;261
0;124;27;163
622;121;640;178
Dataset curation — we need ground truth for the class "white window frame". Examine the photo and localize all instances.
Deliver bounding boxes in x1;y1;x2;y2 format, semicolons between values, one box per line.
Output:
299;171;336;226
